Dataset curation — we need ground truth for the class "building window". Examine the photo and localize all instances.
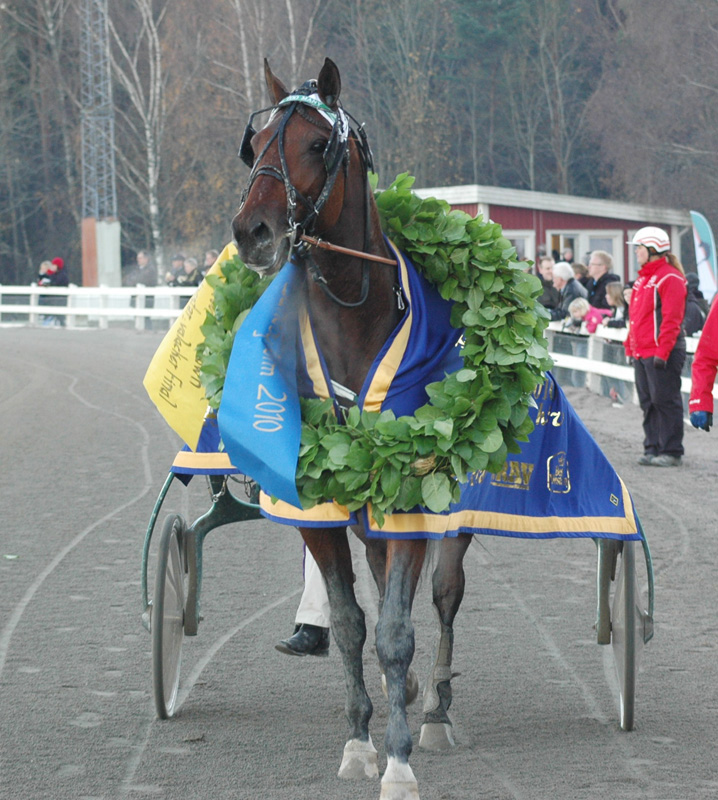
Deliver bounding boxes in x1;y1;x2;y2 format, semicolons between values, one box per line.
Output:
547;232;579;263
504;230;535;264
547;229;625;278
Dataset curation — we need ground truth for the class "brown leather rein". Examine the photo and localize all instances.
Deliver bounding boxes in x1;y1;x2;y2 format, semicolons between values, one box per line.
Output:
299;234;398;266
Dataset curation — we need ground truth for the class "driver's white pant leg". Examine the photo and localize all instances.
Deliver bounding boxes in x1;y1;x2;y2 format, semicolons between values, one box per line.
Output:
295;545;331;628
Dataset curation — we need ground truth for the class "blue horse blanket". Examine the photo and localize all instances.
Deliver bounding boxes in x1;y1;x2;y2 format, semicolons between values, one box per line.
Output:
216;241;640;542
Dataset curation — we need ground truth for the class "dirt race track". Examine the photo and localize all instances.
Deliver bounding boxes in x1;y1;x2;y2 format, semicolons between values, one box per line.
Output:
1;326;717;800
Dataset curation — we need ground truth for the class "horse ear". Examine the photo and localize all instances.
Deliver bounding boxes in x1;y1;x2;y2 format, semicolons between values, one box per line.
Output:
264;58;288;104
317;57;341;109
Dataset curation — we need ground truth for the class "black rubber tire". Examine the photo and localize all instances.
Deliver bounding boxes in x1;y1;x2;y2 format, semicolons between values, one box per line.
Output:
612;541;637;731
152;514;186;719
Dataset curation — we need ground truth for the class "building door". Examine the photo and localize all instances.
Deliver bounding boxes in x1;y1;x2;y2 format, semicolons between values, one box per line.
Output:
549;233;578;263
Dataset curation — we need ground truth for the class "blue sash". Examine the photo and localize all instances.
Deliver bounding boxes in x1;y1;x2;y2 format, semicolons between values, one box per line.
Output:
217;263;304;507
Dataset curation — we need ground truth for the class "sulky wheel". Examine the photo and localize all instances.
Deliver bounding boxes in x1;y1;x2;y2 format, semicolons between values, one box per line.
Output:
611;541;641;731
152;514;186;719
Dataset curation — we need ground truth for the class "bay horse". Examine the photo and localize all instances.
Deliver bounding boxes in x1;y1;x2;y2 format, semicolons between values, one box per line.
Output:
232;57;470;800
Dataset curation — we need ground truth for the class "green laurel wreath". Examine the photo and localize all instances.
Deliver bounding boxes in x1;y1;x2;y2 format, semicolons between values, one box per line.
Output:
197;173;552;525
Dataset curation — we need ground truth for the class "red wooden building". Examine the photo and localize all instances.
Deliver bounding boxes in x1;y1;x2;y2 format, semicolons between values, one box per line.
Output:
415;184;692;282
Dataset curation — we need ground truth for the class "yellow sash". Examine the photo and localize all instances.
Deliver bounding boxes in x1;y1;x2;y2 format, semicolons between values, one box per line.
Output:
142;242;237;450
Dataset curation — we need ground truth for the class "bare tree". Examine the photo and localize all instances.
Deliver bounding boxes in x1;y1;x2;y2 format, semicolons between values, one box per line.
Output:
108;0;169;266
1;0;80;225
590;0;718;215
501;50;546;190
0;23;35;281
527;0;602;194
326;0;456;186
205;0;327;116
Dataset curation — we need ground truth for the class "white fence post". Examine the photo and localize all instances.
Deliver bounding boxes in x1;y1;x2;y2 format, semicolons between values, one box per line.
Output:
99;286;109;330
67;284;77;328
135;285;145;331
29;284;39;326
586;335;603;394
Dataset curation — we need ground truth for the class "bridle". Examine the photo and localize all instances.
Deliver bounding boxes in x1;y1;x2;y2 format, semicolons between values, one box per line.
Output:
237;81;397;308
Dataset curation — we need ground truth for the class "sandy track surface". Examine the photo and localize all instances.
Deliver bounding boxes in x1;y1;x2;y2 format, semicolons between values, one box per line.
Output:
1;327;717;800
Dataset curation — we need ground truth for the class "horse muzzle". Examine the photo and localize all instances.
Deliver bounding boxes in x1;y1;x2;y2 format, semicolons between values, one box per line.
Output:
231;213;292;275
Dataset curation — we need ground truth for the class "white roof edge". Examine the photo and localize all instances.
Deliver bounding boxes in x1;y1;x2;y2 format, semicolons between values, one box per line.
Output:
414;184;691;226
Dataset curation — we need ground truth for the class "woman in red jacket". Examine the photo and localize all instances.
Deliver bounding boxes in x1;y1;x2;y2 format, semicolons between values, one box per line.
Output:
625;227;687;466
689;297;718;433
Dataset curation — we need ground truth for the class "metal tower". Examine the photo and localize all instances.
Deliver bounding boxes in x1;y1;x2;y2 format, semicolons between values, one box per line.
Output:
80;0;117;220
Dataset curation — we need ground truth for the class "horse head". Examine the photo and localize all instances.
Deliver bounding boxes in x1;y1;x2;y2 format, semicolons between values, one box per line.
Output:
232;58;358;276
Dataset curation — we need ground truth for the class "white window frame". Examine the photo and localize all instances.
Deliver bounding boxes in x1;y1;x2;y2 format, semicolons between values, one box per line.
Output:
583;230;625;280
545;230;581;263
503;229;536;264
546;229;625;278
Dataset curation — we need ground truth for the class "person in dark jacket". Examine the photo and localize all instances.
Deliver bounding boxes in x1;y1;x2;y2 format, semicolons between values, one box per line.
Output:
684;273;709;338
549;261;588;321
683;290;706;336
686;272;710;316
587;250;621;309
168;257;203;288
168;257;203;309
537;256;560;311
124;250;157;329
164;253;186;286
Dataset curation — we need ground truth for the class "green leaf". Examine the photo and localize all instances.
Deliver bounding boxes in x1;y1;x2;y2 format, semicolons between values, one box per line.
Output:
380;462;402;498
456;368;477;383
421;473;453;513
346;443;372;471
478;427;504;453
327;443;350;467
433;418;454;439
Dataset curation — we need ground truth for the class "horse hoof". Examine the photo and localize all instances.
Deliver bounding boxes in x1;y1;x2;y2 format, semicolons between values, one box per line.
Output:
419;721;455;751
380;758;420;800
381;668;420;706
338;737;379;780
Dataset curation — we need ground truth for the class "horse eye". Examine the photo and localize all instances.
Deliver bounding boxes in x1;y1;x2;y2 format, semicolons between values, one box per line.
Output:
310;139;328;154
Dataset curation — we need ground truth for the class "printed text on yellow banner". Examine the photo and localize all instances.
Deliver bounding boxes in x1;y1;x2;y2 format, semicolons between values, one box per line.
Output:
142;243;237;449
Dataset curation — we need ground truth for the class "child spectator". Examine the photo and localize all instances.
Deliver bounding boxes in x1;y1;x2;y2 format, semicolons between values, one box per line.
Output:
565;297;612;333
603;282;629;328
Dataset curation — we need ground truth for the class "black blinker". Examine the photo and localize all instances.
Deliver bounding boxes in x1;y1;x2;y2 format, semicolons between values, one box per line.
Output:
239;124;256;168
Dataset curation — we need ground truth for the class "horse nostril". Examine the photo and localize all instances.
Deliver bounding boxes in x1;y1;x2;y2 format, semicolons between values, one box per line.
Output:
251;221;272;247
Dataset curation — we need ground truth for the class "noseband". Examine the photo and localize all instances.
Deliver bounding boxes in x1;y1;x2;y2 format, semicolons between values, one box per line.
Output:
238;82;395;308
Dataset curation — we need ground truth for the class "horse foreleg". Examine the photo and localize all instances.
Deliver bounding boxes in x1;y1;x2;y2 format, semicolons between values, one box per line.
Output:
376;539;426;800
299;526;378;780
419;533;472;751
356;531;420;707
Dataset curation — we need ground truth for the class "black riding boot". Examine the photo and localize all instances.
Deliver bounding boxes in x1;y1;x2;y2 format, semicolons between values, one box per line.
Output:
275;624;330;657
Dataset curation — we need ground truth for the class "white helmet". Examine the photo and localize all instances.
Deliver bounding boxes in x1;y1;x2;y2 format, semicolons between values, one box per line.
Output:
628;226;671;253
